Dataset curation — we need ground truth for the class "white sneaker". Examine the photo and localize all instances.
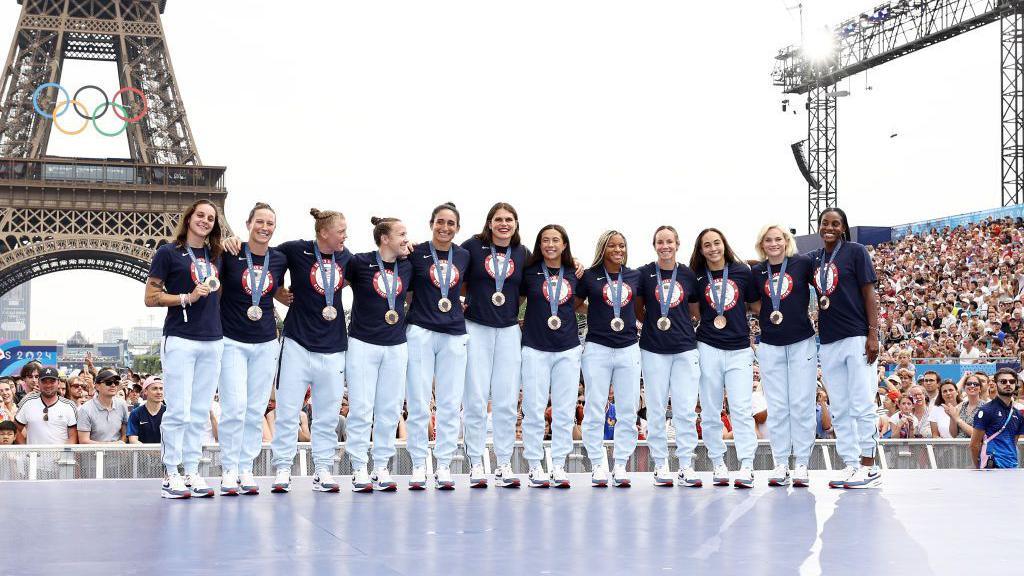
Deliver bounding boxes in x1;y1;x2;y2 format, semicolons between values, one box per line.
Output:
612;464;631;487
677;466;702;488
469;464;488;488
409;466;427;490
653;463;674;487
528;466;551;488
733;466;754;489
271;467;291;493
792;464;810;487
312;468;340;492
434;466;455;490
829;466;857;489
185;474;214;498
494;463;520;488
712;463;730;486
161;473;190;499
591;464;609;487
220;470;239;496
551;465;570;488
238;470;259;495
843;465;882;489
350;468;372;493
768;464;790;487
372;467;397;491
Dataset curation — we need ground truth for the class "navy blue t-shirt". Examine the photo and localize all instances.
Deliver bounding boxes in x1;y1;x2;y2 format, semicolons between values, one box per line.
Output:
637;262;698;355
148;243;223;341
277;240;351;354
406;242;471;335
127;403;164;444
219;244;287;344
520;262;580;353
576;265;641;349
346;251;413;346
973;397;1024;468
811;241;877;345
694;263;759;351
461;236;529;328
750;254;816;347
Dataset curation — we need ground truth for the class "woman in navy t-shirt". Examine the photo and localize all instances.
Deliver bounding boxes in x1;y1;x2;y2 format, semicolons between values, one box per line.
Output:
750;225;816;488
689;228;760;489
460;202;528;489
217;202;287;496
144;199;225;499
269;208;351;494
343;216;413;492
405;202;471;490
576;230;642;488
519;224;582;488
635;225;701;488
812;208;882;489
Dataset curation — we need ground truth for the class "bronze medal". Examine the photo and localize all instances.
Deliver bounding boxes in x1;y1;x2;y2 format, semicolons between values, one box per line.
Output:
769;310;783;325
713;315;727;330
322;305;338;321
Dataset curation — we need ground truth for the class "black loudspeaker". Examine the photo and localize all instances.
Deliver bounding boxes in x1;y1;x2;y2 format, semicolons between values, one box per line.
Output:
791;141;821;190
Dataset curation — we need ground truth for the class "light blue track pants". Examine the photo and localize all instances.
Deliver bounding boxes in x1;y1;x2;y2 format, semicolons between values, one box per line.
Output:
345;337;408;471
463;321;522;467
581;342;641;468
406;325;468;469
271;337;345;472
521;345;582;468
218;337;279;473
756;336;818;468
160;336;223;475
641;348;701;469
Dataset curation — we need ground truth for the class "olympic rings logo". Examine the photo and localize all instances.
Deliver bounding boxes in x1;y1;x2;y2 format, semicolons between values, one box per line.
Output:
31;83;150;137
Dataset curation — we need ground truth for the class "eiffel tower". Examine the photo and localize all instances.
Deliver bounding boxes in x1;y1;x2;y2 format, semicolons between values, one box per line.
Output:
0;0;228;296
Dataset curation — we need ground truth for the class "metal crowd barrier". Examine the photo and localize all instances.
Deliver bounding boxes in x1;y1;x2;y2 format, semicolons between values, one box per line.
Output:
0;439;1012;481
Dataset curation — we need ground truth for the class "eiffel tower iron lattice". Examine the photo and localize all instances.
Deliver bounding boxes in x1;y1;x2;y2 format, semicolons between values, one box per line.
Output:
0;0;228;296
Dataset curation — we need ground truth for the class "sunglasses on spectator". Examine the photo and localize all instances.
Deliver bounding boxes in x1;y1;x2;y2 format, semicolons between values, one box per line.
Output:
996;378;1017;385
99;380;120;386
42;405;48;421
964;381;981;387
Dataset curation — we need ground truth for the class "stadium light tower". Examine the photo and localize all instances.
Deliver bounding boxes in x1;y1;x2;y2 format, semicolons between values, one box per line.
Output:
774;0;1024;233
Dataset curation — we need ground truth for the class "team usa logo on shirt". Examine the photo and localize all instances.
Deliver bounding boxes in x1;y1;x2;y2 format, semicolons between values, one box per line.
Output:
813;263;839;296
240;266;276;296
428;261;461;289
703;278;740;311
602;282;634;307
652;280;685;308
762;273;794;300
541;277;574;305
309;261;344;296
372;269;405;298
188;259;219;286
483;253;516;280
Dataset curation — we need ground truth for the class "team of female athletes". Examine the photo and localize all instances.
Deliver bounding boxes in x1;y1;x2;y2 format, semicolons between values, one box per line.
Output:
144;199;881;499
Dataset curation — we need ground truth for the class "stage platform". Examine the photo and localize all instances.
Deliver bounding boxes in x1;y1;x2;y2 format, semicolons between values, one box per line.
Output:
3;470;1020;575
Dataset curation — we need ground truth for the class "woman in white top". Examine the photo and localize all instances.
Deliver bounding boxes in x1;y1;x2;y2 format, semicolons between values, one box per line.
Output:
929;380;960;438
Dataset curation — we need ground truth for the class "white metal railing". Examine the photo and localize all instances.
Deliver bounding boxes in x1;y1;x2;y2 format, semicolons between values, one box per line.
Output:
0;439;1014;481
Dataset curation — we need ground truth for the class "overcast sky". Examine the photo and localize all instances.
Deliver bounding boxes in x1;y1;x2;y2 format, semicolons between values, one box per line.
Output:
8;0;1002;343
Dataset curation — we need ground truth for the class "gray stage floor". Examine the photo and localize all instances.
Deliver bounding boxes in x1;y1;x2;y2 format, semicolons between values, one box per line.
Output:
2;470;1021;576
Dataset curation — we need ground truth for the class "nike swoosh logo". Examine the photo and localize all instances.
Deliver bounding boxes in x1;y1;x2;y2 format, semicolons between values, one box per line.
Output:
369;264;378;269
697;276;705;281
303;251;313;255
423;255;432;259
649;274;657;277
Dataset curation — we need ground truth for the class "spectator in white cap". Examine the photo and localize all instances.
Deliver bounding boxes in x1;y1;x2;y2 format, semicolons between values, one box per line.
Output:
128;376;165;444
